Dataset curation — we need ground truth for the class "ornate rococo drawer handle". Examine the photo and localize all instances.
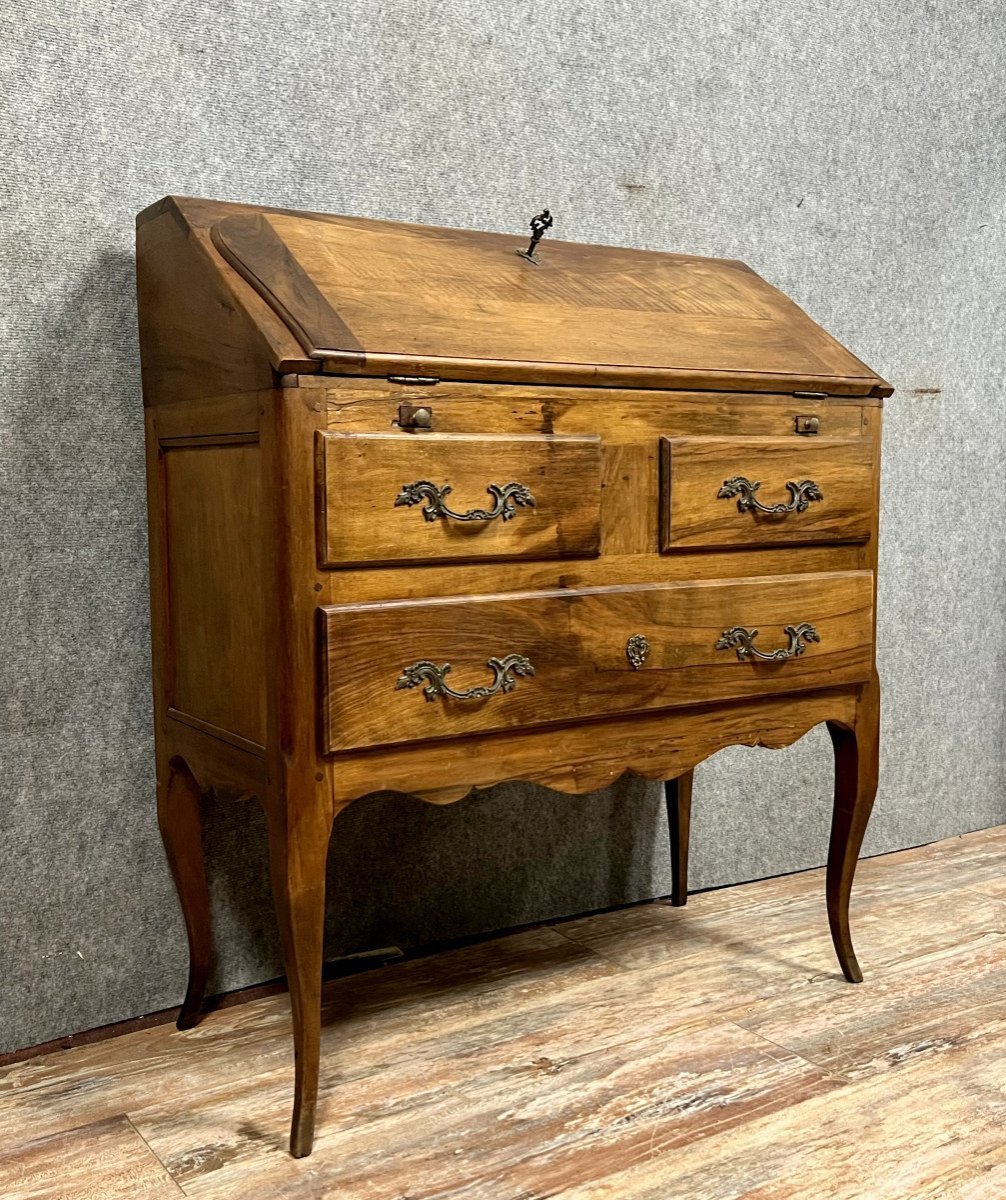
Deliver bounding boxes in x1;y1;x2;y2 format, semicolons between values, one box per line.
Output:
396;654;535;702
395;480;536;524
715;623;821;662
717;476;823;515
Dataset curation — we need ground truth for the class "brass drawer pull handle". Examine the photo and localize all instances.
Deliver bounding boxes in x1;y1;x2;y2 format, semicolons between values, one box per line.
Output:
715;623;820;662
396;654;535;702
395;480;536;524
717;475;823;515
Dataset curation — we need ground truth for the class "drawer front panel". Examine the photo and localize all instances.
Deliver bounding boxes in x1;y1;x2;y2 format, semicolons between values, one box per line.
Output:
321;570;874;752
318;432;602;567
661;437;874;550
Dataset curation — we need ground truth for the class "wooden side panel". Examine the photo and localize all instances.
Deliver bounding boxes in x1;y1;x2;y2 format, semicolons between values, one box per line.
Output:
164;442;266;747
317;432;602;567
136;205;310;408
321;571;873;752
662;436;875;550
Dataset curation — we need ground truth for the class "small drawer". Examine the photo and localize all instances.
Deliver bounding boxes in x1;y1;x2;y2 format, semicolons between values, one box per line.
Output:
316;432;602;568
320;570;874;752
661;436;874;550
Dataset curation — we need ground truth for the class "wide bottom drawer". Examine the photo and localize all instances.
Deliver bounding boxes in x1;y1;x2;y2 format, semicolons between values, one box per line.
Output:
320;571;874;753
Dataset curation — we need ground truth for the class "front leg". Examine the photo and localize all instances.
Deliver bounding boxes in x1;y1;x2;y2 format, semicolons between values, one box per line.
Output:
264;791;335;1158
826;672;881;983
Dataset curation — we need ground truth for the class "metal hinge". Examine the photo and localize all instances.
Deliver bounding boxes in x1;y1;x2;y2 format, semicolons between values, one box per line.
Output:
387;375;440;386
792;391;828;399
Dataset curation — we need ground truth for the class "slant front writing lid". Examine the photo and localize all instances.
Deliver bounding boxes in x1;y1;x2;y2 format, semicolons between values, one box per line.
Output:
172;197;888;394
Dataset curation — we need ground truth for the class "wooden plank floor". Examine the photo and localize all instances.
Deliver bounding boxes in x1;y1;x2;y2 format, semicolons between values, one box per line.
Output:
4;826;1006;1198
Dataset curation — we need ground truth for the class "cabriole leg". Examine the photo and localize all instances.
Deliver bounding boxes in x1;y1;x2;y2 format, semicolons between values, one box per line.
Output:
665;770;694;908
156;756;213;1030
826;672;881;983
265;795;334;1158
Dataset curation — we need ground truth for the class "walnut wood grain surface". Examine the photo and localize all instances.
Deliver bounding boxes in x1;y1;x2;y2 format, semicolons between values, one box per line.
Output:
319;544;867;605
163;441;266;746
207;202;890;395
310;380;877;606
321;379;874;434
322;571;874;752
4;828;1006;1199
135;202;312;406
661;435;875;550
317;431;602;567
211;211;364;363
327;685;859;804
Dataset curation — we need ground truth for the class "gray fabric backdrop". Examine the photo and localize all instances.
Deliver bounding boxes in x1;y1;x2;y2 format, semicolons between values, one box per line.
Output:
2;0;1004;1053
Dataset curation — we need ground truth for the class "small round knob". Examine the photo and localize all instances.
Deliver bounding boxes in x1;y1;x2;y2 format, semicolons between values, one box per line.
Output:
412;407;433;428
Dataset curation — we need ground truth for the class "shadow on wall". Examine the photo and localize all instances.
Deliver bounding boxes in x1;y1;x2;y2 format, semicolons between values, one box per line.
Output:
2;246;174;1052
4;246;670;1017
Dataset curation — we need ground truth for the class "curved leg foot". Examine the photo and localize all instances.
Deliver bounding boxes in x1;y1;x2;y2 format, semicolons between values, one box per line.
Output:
265;796;334;1158
665;770;693;907
157;757;212;1029
826;672;880;983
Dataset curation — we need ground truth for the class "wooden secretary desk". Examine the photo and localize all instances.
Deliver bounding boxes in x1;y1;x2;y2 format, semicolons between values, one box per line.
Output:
136;196;889;1157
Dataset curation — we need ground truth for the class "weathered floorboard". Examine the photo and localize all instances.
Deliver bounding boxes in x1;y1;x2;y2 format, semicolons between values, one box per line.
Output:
2;827;1006;1198
0;1115;183;1200
0;927;618;1148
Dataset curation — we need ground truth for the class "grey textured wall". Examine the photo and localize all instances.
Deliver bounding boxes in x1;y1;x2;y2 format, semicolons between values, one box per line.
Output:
2;0;1004;1053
